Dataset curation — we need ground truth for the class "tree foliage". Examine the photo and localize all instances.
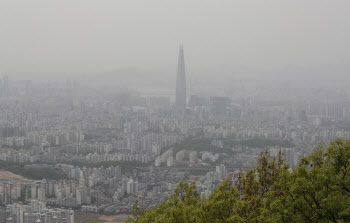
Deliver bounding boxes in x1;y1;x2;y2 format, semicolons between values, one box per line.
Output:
128;138;350;223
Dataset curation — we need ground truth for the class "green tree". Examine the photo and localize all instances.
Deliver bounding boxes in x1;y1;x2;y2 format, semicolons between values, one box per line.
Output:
126;200;143;223
262;139;350;222
128;182;200;223
128;138;350;223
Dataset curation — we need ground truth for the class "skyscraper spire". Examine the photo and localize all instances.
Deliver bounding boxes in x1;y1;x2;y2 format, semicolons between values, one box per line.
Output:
175;45;187;111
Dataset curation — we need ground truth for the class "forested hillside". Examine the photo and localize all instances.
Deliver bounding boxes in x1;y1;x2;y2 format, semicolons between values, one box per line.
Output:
127;139;350;223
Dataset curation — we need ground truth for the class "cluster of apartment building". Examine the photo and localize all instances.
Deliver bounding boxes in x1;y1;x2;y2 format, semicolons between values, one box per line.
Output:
0;200;74;223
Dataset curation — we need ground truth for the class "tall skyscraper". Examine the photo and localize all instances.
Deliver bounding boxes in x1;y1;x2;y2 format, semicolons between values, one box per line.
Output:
2;75;8;97
25;80;33;96
175;45;186;111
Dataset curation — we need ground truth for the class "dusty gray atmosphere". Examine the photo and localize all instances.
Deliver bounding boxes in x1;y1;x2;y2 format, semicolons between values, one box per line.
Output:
0;1;349;221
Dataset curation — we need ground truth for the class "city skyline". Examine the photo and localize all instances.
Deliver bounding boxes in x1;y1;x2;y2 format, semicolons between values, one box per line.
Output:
0;1;349;222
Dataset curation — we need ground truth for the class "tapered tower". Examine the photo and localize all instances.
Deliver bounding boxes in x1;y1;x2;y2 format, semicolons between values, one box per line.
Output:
175;45;186;111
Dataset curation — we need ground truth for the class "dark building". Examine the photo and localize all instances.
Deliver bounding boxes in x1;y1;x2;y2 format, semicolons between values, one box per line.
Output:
188;95;203;107
210;96;230;115
0;205;8;223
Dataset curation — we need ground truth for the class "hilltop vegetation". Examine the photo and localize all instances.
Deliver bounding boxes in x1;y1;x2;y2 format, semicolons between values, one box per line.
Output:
127;138;350;223
222;138;295;148
0;161;67;180
162;138;226;155
68;160;149;174
162;138;295;157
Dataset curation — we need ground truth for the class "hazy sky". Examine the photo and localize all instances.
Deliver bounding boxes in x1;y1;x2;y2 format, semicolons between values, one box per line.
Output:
0;0;349;80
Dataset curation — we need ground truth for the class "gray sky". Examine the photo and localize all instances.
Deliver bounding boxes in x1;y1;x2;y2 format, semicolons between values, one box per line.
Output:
0;0;349;81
